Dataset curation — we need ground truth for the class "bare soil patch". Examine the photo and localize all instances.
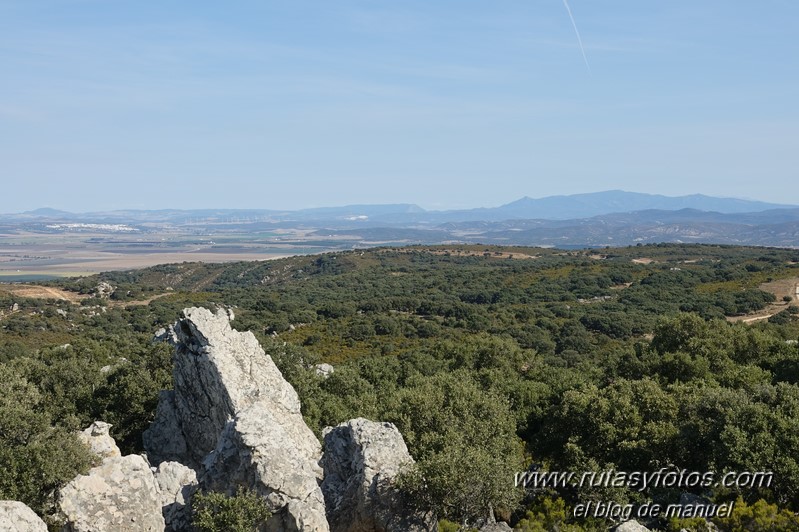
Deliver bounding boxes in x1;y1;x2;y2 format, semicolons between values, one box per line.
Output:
2;285;88;303
727;276;799;323
1;284;172;309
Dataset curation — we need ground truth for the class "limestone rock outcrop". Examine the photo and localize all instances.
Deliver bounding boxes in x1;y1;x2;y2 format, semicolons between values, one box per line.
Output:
614;521;651;532
94;281;115;299
142;391;188;466
145;307;329;531
154;461;198;532
202;406;328;531
153;327;176;344
76;421;121;462
56;421;198;532
321;418;436;532
479;524;512;532
57;454;165;532
0;501;47;532
142;307;442;531
147;307;308;465
56;419;165;531
315;363;335;378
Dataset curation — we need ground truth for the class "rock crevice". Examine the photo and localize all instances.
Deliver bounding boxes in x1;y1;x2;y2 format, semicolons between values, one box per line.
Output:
322;418;436;532
145;307;328;531
33;307;434;531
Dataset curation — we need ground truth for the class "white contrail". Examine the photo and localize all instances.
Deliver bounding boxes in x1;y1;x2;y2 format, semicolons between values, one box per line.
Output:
561;0;590;72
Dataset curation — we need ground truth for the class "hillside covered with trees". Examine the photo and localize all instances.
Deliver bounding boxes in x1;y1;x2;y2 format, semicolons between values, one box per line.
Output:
2;243;799;531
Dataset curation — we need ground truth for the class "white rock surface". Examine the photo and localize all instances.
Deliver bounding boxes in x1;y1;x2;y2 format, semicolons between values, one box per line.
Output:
315;363;335;378
479;524;512;532
142;391;188;466
76;421;120;462
0;501;47;532
146;307;329;531
615;520;651;532
154;461;198;532
202;405;328;531
322;418;436;532
57;454;165;532
94;281;115;298
157;307;305;463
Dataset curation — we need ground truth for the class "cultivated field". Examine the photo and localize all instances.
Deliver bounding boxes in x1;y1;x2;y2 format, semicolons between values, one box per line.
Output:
0;227;345;281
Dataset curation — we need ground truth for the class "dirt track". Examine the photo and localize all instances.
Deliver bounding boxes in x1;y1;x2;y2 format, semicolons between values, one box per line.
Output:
110;293;171;308
727;277;799;323
1;284;173;309
2;285;88;303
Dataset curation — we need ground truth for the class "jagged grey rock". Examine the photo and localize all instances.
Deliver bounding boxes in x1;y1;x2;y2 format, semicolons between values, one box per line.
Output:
57;454;165;532
0;501;47;532
314;363;335;378
154;307;305;463
154;461;198;532
94;281;115;299
146;307;329;531
143;391;189;466
202;406;328;531
321;418;436;532
153;327;177;344
77;421;120;462
614;521;651;532
479;524;512;532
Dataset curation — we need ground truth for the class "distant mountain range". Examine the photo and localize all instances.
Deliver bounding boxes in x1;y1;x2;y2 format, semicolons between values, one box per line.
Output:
7;191;796;223
4;191;799;248
475;191;794;220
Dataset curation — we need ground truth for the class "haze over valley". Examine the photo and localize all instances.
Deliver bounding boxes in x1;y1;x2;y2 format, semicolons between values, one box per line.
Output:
2;191;799;281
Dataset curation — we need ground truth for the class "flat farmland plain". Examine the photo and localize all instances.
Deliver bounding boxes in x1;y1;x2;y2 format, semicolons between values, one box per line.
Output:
0;227;351;281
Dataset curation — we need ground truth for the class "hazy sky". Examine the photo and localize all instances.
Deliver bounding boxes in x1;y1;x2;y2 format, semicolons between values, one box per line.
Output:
1;1;797;212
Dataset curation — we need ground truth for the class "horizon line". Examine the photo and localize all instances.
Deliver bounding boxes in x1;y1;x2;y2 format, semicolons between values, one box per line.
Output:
4;189;797;216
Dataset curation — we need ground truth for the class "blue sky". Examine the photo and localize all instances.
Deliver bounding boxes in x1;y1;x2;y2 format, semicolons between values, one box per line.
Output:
1;1;797;212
